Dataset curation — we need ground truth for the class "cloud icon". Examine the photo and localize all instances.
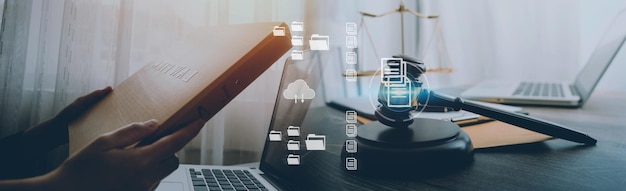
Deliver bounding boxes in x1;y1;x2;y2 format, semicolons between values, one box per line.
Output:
283;79;315;103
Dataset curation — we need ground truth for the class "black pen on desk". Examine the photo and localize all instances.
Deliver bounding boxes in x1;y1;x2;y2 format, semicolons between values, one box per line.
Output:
454;116;493;127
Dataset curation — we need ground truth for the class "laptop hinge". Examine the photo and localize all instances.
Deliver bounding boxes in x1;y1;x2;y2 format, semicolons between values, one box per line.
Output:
259;173;291;191
570;84;580;97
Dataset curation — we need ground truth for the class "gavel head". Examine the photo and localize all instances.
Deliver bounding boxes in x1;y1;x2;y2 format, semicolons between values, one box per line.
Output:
375;55;426;128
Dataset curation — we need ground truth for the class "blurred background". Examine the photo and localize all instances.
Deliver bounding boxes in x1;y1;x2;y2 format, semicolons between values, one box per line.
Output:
1;0;625;170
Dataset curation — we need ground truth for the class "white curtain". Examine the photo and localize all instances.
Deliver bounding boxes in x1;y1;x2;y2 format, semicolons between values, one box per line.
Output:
418;0;581;88
418;0;626;91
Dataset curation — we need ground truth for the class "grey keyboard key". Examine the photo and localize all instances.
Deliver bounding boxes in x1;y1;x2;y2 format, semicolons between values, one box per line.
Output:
194;186;208;191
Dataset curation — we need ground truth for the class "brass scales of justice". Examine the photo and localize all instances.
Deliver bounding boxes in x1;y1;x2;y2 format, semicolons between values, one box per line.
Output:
344;0;453;78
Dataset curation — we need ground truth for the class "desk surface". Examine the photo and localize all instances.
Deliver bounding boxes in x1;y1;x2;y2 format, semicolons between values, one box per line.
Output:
290;91;626;190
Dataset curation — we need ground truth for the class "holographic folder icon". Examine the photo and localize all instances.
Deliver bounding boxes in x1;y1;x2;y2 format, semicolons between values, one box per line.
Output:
305;134;326;150
287;126;300;136
273;26;285;36
287;154;300;165
291;36;304;46
291;21;304;32
309;34;329;50
287;140;300;150
269;130;282;142
291;50;304;60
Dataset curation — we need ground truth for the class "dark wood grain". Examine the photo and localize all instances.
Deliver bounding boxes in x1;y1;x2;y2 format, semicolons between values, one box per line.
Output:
293;91;626;190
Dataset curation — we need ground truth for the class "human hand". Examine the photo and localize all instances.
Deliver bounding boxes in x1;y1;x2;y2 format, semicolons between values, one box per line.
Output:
54;86;114;128
22;86;112;156
41;119;205;191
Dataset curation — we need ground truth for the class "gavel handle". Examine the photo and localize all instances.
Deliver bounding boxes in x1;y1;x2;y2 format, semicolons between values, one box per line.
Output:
418;90;596;145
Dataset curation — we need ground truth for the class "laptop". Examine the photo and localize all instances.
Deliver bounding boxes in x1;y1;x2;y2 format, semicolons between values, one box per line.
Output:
157;50;329;191
461;10;626;107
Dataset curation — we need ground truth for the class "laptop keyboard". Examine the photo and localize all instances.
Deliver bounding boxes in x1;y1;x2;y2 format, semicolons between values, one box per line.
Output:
189;168;268;191
512;82;565;97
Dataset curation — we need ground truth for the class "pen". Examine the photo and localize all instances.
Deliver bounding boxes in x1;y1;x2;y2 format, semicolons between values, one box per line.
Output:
424;90;597;145
454;111;528;127
417;105;455;112
454;116;493;127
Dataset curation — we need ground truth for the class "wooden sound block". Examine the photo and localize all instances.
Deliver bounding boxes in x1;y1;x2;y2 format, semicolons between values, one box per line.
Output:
69;22;292;155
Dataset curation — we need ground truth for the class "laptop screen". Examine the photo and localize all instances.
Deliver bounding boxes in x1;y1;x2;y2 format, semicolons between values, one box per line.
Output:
574;10;626;104
258;50;332;187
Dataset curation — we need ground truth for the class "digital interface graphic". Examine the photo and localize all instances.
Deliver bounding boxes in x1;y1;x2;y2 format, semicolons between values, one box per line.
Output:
310;34;330;50
283;79;316;103
381;58;412;108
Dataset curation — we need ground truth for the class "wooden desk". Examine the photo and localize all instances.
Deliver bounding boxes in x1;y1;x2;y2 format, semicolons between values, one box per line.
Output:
289;91;626;190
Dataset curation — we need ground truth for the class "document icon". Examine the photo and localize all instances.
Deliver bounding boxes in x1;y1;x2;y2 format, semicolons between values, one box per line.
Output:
287;140;300;151
291;21;304;32
305;134;326;150
309;34;329;50
346;157;357;171
345;69;357;82
287;126;300;137
381;57;412;108
273;26;285;36
381;58;406;85
346;36;357;48
291;36;303;46
269;130;281;142
346;124;357;138
387;82;412;108
287;154;300;166
291;50;304;60
346;52;357;65
346;140;357;153
345;111;357;123
346;22;357;35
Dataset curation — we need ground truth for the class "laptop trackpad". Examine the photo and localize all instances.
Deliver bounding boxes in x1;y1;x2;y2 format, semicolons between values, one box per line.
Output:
155;182;184;191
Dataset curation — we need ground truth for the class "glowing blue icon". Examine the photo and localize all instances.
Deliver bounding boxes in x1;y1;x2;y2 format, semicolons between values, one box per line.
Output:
381;58;412;108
